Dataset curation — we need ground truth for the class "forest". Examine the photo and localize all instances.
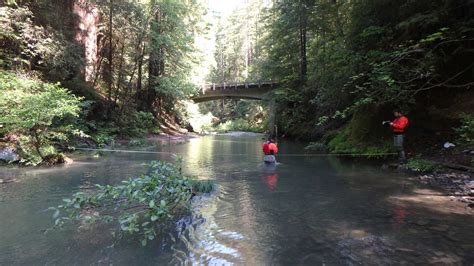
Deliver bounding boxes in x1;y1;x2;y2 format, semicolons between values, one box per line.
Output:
1;0;472;166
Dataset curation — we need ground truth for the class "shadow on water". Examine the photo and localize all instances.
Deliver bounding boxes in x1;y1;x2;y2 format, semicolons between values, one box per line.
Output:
0;134;472;264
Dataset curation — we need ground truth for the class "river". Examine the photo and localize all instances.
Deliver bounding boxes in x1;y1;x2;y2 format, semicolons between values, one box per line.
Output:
0;133;473;264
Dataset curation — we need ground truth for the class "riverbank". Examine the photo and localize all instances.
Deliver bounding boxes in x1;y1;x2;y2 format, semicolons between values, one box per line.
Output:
417;171;474;208
405;144;474;208
382;153;474;209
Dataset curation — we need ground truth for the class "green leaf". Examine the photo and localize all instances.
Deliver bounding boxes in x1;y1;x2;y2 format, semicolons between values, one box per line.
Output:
149;200;155;208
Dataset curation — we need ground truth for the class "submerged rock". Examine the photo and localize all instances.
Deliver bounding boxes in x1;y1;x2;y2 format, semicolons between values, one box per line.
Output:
0;177;19;184
0;146;20;163
41;153;73;166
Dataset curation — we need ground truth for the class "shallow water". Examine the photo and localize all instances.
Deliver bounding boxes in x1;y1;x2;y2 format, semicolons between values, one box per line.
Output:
0;134;473;265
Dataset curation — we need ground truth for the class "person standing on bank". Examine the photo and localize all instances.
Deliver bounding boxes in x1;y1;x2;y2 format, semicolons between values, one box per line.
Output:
262;137;278;164
384;110;409;163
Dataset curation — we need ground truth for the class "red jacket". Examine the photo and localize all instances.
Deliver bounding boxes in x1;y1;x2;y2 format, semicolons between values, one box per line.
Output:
391;116;409;133
262;142;278;155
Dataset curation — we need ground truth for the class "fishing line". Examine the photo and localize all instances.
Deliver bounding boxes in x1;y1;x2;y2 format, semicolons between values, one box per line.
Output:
73;148;397;157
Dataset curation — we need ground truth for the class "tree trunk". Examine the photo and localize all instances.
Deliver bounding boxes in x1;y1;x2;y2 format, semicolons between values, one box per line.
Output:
107;0;113;108
147;5;164;113
32;129;44;159
114;42;125;104
299;0;307;83
136;44;144;104
73;0;99;82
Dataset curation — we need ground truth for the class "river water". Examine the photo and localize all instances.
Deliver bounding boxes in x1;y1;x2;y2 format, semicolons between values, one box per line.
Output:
1;134;473;265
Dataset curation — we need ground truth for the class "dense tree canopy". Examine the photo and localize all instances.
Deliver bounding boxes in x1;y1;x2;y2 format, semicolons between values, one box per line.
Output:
254;0;473;142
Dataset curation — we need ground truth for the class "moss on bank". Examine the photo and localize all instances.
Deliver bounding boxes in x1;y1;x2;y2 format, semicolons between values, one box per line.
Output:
322;105;393;157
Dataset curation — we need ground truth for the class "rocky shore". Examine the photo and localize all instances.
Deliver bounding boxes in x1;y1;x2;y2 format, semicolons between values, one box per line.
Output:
418;172;474;208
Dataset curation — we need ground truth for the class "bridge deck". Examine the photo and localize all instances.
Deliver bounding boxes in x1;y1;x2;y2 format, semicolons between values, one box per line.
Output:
192;81;278;103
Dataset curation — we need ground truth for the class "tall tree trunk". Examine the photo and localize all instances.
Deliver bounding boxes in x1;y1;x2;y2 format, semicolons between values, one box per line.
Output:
107;0;113;107
114;42;125;104
146;3;165;114
73;0;99;82
147;7;163;113
136;44;144;104
299;0;307;83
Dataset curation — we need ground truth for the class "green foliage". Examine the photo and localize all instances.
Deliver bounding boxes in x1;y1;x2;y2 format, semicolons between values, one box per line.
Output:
304;142;327;153
208;0;264;83
214;118;264;133
128;138;146;147
0;6;83;79
0;72;81;130
455;114;474;144
86;111;155;147
256;0;473;141
0;71;82;164
326;125;392;158
91;127;117;148
199;100;267;133
406;158;439;173
119;111;155;137
49;160;214;246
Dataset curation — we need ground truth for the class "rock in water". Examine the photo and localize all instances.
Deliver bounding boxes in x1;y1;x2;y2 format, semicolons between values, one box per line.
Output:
0;147;20;163
42;153;73;166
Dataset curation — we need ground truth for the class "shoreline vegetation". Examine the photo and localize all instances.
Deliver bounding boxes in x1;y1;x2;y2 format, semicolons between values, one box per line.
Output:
47;160;215;246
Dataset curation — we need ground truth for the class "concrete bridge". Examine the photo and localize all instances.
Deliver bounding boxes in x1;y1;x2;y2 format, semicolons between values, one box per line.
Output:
192;81;278;103
192;81;279;135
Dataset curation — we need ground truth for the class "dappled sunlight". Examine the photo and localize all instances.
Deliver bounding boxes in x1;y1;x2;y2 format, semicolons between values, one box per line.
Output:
183;101;215;133
388;188;473;215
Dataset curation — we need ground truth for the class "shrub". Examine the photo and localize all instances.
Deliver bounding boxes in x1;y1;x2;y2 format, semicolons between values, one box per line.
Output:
304;142;328;153
117;111;156;137
0;71;82;165
406;158;439;172
455;114;474;144
129;138;146;147
215;118;264;133
49;160;214;246
326;125;392;158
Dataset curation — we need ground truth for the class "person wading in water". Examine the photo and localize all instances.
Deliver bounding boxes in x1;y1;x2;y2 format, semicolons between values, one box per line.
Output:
383;110;409;164
262;137;278;164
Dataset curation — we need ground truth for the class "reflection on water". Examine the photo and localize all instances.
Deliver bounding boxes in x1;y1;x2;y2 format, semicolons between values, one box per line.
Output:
262;163;278;191
0;135;473;265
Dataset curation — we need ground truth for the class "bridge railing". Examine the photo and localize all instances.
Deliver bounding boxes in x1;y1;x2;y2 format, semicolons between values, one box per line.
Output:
199;80;278;94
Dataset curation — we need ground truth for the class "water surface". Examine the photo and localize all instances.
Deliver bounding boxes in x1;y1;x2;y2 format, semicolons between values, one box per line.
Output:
1;134;473;264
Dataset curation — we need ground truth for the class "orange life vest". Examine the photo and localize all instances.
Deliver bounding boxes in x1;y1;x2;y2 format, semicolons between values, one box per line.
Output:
262;142;278;155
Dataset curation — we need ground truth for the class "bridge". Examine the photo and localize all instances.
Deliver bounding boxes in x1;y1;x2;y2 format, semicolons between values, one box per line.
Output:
192;81;278;103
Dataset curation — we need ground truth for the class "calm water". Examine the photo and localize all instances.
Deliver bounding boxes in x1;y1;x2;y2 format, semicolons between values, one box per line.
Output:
0;134;473;265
